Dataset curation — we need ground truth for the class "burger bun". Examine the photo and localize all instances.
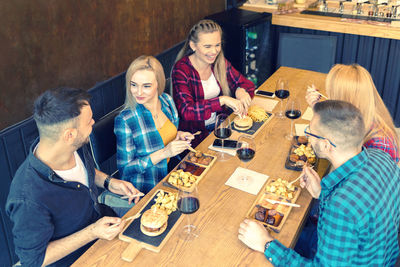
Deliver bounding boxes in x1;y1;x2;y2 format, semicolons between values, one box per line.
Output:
140;207;168;237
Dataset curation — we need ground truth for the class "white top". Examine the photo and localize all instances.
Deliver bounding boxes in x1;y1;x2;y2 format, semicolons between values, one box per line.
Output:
202;73;221;126
54;151;89;187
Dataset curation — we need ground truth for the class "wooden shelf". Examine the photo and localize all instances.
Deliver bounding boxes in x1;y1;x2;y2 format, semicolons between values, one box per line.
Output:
241;5;400;40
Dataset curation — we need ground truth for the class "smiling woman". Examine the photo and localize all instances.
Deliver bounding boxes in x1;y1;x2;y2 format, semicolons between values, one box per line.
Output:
172;19;255;147
114;56;194;195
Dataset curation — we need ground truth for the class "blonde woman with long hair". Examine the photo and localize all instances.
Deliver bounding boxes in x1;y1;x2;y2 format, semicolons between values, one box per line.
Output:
114;56;194;194
172;19;255;146
306;64;399;162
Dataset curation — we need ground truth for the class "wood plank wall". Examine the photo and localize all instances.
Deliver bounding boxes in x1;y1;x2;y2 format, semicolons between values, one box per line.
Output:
0;0;225;130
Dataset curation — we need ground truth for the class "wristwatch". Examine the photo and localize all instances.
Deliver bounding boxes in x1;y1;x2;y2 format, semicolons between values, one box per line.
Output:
264;239;273;252
104;175;112;190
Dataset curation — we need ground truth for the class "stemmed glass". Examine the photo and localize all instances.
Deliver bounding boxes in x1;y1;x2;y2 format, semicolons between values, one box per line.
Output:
177;185;200;241
285;98;302;140
214;113;232;161
236;135;256;185
275;78;290;118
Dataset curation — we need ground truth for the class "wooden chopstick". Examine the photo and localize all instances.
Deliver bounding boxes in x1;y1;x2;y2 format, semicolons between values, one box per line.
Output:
120;192;144;199
289;165;314;185
109;213;141;229
186;145;197;153
318;92;328;99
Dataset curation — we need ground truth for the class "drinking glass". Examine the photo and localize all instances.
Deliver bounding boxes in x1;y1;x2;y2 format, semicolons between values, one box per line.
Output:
275;78;290;118
177;185;200;241
236;135;256;185
214;113;232;161
285;98;302;140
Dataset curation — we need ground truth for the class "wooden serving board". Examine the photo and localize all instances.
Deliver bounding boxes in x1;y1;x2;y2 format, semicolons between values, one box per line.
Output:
285;136;318;171
166;152;217;192
119;189;183;262
246;178;301;233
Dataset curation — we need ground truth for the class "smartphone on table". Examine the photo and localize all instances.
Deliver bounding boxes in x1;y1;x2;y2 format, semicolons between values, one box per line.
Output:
213;139;240;149
255;89;275;98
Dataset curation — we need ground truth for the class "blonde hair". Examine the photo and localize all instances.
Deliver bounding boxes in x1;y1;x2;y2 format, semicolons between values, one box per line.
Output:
124;55;166;110
175;19;230;96
325;64;399;149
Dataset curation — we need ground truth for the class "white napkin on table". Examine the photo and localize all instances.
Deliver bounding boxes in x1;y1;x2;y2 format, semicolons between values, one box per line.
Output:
225;167;269;195
208;144;237;156
295;124;308;137
302;107;313;121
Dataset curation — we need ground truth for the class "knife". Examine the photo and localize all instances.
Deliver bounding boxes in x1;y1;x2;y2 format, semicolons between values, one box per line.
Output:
265;198;300;207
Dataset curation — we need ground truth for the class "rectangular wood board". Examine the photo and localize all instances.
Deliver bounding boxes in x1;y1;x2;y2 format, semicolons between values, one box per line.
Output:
246;178;301;233
165;152;216;192
119;188;183;252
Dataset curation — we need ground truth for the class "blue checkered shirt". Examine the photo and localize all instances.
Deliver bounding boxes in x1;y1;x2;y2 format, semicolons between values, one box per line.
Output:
114;93;179;193
265;148;400;266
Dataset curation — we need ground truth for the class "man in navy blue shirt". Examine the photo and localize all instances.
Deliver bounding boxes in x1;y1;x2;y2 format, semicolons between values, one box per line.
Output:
6;88;142;266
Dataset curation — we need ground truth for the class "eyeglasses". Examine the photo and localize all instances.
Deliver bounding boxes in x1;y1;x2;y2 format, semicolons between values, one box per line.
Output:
304;125;336;147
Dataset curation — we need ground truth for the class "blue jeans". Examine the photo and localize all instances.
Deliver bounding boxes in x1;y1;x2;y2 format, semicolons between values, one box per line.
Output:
294;199;319;258
98;191;135;217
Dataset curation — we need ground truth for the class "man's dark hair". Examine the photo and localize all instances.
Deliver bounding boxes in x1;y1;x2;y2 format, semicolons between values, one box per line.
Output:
313;100;365;150
34;87;91;140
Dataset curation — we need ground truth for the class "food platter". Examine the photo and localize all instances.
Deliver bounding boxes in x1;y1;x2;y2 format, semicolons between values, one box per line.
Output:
231;110;274;136
119;189;183;261
246;178;301;233
285;136;318;171
166;151;216;192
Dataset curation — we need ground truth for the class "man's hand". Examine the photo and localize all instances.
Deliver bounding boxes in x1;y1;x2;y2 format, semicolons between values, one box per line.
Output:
109;179;142;204
238;219;273;253
300;165;321;198
89;216;126;240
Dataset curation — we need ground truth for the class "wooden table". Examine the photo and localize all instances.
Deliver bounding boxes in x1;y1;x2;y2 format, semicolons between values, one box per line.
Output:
72;67;328;267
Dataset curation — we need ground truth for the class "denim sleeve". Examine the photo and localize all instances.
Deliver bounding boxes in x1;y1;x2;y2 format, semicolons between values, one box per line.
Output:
7;198;54;267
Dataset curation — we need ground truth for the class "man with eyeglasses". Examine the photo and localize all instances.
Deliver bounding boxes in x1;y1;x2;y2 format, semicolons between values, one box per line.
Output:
238;100;400;266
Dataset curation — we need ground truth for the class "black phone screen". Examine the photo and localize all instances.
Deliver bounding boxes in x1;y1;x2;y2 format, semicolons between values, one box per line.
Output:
213;139;238;149
256;90;274;97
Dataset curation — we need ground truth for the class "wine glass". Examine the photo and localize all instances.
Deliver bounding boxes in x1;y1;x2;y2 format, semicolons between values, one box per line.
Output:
236;135;256;185
177;185;200;241
285;98;302;140
275;78;290;118
214;113;232;161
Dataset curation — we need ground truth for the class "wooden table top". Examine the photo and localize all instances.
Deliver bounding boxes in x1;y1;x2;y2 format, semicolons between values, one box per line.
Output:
72;67;329;267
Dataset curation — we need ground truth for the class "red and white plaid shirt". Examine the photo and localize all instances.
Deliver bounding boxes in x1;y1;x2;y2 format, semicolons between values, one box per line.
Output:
172;55;255;146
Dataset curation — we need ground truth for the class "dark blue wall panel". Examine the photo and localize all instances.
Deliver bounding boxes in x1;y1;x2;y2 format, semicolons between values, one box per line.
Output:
272;25;400;126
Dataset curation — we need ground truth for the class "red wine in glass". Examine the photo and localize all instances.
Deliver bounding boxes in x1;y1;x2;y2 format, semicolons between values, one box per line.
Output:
275;78;290;118
178;197;200;214
214;128;232;139
285;110;301;119
285;99;301;140
275;89;290;100
236;147;256;162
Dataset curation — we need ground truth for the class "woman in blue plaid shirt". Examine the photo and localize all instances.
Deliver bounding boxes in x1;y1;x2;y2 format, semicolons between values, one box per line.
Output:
114;56;194;194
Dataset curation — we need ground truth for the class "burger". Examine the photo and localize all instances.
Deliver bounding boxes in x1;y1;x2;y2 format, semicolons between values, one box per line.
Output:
140;207;168;236
233;116;253;131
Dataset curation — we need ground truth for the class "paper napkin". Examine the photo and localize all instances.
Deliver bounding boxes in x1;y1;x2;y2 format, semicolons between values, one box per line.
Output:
208;144;237;156
302;107;313;121
295;124;309;136
225;167;269;195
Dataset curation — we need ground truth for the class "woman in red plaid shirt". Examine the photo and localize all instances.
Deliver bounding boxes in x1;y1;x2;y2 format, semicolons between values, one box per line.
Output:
172;19;255;147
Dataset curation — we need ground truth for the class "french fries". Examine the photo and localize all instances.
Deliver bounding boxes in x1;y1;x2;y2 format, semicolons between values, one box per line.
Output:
167;169;197;189
248;105;269;122
151;190;178;215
